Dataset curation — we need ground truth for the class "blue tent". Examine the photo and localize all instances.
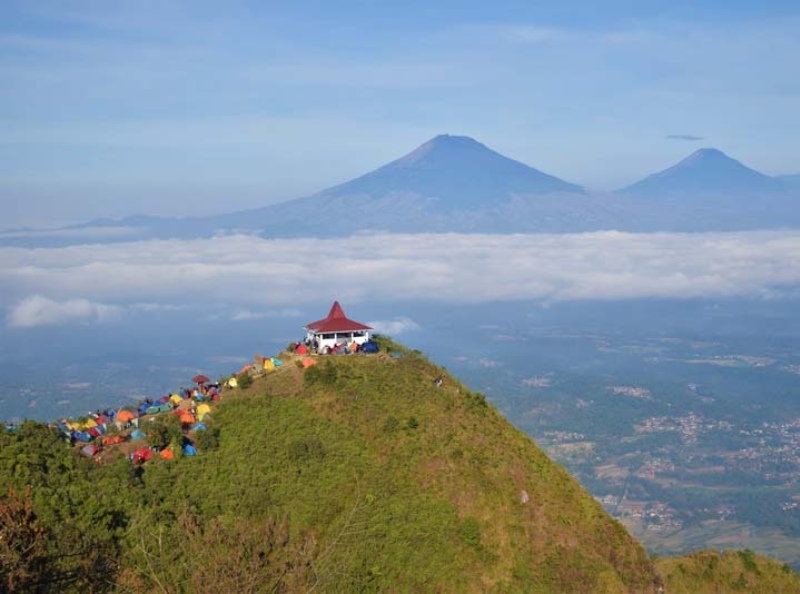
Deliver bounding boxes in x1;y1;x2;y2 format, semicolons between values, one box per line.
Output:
130;429;146;440
192;422;207;431
361;340;379;353
183;444;197;456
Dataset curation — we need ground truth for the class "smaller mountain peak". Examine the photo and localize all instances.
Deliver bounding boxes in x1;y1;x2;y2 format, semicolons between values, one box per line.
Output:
395;134;487;166
676;148;747;171
618;146;778;196
428;133;480;145
685;147;729;161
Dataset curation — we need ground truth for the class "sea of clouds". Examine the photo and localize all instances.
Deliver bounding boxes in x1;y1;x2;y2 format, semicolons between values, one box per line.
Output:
2;230;800;329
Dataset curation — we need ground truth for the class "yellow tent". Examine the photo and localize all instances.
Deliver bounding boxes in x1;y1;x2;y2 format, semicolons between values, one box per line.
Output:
197;403;211;421
263;359;275;373
226;376;238;388
170;394;182;405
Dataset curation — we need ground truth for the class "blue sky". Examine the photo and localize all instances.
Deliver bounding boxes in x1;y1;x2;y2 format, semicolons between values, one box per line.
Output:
1;0;799;227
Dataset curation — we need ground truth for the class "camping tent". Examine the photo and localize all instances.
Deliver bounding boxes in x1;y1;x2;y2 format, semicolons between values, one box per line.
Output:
159;448;175;460
117;410;135;423
361;340;379;353
102;435;126;446
130;429;147;440
80;444;98;457
197;403;211;420
132;448;153;464
301;357;317;369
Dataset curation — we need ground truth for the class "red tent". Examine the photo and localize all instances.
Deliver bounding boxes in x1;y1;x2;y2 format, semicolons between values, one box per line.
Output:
132;448;153;464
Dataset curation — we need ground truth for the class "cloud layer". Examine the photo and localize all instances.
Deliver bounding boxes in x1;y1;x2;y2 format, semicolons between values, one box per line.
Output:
8;295;121;328
2;231;799;328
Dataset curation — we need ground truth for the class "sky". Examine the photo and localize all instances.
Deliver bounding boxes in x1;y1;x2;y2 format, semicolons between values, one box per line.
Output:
1;0;799;228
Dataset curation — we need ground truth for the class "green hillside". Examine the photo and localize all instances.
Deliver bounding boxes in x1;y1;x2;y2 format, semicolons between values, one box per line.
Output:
655;549;800;593
1;339;799;593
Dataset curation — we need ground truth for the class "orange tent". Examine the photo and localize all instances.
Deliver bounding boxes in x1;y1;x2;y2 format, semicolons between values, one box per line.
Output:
101;435;126;446
159;448;175;460
180;412;196;424
301;357;317;369
239;364;255;374
117;410;135;423
295;343;308;355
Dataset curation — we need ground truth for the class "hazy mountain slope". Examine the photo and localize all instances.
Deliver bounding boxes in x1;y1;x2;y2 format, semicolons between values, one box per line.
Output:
323;134;584;208
209;134;602;236
778;174;800;191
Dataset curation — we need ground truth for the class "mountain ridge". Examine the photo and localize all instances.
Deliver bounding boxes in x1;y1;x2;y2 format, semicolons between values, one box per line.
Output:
2;135;799;247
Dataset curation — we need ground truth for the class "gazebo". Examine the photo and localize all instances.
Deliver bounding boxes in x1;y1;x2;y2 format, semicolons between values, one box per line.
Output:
304;301;373;354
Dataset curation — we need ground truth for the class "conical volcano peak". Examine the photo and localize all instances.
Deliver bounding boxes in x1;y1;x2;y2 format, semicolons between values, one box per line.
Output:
679;148;737;167
324;134;583;207
394;134;494;167
619;147;780;196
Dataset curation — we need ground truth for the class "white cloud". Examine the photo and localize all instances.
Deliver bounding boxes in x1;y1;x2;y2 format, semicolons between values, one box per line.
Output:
7;295;121;328
478;358;501;368
2;231;800;329
367;317;420;335
231;307;303;321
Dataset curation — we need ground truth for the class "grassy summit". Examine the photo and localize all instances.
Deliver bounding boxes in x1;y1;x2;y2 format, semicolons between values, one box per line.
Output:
1;338;799;593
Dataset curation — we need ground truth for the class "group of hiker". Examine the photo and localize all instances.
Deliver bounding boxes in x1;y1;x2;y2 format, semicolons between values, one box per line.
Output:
296;338;380;356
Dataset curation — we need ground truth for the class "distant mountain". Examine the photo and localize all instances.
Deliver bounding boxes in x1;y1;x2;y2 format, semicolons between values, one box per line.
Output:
205;134;598;236
324;134;584;209
618;148;783;197
200;134;626;237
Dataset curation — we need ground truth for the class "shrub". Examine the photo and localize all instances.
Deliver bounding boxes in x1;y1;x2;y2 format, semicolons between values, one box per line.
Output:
383;416;400;433
288;437;325;462
147;415;181;450
195;426;221;451
459;516;481;548
236;372;253;389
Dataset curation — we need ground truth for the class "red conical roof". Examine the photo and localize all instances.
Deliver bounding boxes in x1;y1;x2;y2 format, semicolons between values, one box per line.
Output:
305;301;372;333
